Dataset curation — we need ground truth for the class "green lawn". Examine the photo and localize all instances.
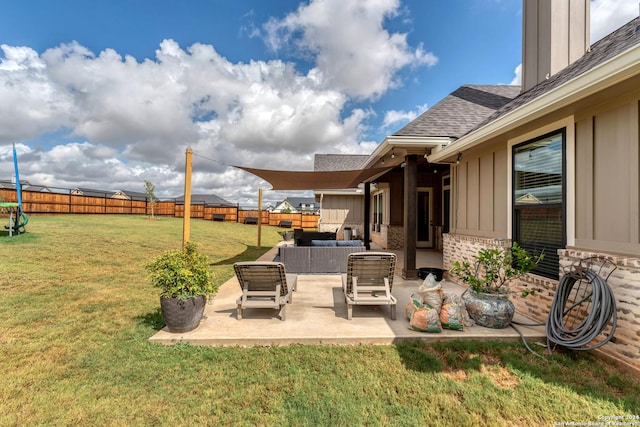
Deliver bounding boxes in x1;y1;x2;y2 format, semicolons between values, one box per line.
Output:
0;215;638;426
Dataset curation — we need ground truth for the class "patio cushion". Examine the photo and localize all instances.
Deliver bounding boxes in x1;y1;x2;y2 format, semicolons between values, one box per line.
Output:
311;239;337;246
278;246;365;273
336;240;363;247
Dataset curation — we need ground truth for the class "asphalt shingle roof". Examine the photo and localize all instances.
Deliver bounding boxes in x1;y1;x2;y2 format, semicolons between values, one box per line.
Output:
392;85;521;139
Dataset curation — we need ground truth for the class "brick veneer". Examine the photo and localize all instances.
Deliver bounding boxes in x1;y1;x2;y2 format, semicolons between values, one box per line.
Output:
443;233;640;374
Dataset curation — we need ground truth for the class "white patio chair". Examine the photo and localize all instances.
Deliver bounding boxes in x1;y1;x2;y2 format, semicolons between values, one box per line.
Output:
342;252;397;320
233;262;297;320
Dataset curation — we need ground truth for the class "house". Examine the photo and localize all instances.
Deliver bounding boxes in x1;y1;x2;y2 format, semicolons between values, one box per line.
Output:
175;194;235;207
273;197;320;214
23;185;52;193
119;190;149;201
314;154;369;239
71;188;119;198
341;0;639;372
110;190;131;200
0;179;31;189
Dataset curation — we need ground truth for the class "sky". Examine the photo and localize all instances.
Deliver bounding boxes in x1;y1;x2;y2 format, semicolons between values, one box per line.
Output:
0;0;637;206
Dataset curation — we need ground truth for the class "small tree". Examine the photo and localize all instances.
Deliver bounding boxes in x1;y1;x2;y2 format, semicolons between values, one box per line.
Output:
144;181;156;218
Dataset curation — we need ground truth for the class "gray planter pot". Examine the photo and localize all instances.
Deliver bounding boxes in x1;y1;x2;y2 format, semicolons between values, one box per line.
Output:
160;295;206;333
462;290;514;329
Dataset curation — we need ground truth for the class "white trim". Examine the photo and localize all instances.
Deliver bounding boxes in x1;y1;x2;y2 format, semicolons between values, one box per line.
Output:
364;135;454;169
430;43;640;163
506;116;575;246
372;189;388;228
313;188;364;196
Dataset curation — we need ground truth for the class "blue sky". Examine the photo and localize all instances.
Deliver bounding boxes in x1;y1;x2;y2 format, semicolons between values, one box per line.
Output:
0;0;637;205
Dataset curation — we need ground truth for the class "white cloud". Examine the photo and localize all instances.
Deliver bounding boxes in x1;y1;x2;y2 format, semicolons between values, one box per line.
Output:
263;0;438;100
6;0;634;206
0;40;362;195
0;45;76;142
590;0;638;42
0;33;394;204
0;1;436;204
510;64;522;86
381;104;428;129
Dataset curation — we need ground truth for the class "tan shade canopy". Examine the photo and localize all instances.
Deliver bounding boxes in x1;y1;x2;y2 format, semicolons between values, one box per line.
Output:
235;166;391;190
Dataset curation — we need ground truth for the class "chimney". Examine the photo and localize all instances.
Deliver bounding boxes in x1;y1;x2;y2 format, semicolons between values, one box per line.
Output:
521;0;590;92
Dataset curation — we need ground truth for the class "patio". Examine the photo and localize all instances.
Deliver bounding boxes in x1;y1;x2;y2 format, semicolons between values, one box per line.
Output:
150;245;546;346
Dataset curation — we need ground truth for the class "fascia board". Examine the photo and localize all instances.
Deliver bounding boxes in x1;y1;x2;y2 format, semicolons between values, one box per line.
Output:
363;136;454;169
313;189;364;196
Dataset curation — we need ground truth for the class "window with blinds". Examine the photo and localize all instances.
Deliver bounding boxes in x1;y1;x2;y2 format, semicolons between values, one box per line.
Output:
513;130;565;279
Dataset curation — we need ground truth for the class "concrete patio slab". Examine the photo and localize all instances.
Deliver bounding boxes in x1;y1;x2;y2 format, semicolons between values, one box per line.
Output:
149;247;546;346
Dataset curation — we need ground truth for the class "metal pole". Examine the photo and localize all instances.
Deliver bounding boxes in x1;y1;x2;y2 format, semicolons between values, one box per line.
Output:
182;148;193;248
257;187;262;249
12;142;22;211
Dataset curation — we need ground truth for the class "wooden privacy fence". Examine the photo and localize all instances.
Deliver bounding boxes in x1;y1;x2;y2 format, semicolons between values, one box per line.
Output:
0;188;319;228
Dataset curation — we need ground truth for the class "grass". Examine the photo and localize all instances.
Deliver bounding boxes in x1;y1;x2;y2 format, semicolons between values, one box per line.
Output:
0;214;638;426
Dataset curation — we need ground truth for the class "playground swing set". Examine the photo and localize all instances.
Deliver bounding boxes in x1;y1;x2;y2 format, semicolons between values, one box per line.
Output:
1;143;28;237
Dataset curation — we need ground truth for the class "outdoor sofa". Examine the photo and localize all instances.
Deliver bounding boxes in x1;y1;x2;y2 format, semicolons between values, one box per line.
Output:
278;234;365;274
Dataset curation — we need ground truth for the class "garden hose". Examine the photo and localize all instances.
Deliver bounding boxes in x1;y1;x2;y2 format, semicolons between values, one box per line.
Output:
511;265;617;356
545;268;617;351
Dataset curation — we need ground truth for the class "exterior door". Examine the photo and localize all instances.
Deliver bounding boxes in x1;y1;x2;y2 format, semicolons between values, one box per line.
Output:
417;187;433;248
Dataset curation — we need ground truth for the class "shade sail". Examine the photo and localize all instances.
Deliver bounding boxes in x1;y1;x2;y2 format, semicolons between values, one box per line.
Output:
235;166;391;190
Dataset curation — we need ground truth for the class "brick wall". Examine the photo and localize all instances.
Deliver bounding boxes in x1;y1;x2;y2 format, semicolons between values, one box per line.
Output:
387;225;403;249
370;224;389;249
556;249;640;372
443;233;640;373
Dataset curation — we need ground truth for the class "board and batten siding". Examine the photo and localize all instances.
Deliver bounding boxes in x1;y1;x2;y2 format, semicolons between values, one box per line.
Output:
575;96;640;256
320;194;363;223
445;89;640;372
450;143;508;238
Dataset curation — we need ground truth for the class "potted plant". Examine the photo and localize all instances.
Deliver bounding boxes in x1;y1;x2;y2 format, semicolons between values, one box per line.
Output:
450;242;543;328
279;229;294;241
145;241;218;333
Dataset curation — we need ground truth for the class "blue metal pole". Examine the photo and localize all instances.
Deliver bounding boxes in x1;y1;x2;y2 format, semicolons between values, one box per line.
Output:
13;142;22;210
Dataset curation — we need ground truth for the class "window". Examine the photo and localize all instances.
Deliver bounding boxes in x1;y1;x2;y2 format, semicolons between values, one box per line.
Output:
373;193;383;231
513;130;565;279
